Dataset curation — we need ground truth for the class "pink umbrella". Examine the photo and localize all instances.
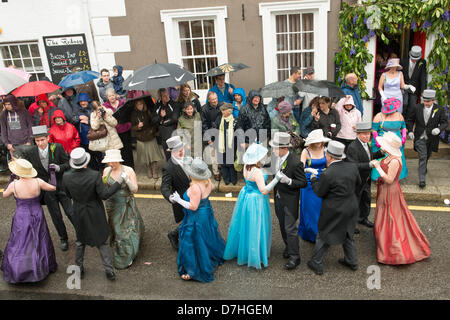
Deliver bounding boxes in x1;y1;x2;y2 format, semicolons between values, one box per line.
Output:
0;69;28;95
0;67;32;81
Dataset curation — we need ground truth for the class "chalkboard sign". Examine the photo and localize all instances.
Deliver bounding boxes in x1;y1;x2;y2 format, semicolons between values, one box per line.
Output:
43;34;92;85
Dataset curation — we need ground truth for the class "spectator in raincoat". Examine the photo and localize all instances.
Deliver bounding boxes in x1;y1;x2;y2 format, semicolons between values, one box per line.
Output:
48;109;80;154
232;88;246;118
32;94;60;128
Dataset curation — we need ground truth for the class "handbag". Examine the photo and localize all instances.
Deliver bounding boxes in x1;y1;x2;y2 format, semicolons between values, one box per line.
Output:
88;135;109;152
87;124;108;141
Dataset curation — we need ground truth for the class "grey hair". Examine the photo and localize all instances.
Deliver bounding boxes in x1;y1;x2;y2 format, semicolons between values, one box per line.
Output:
105;87;116;96
207;91;217;100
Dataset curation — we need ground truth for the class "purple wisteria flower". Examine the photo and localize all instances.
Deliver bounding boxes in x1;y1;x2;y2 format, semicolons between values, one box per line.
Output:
350;46;356;56
442;10;450;21
369;29;376;37
440;32;445;38
361;72;366;78
363;18;368;25
353;15;358;24
398;24;402;29
362;35;369;43
338;77;342;83
411;22;417;30
354;32;359;39
434;59;440;68
384;26;390;32
422;20;432;29
444;66;448;74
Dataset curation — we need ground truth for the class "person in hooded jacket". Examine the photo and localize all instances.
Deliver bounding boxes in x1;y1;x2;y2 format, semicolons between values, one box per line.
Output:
232;88;246;118
58;87;79;125
32;94;61;128
112;65;126;97
48;109;80;154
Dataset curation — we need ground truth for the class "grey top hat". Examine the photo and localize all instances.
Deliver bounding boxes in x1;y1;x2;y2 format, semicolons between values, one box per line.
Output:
422;89;436;100
69;147;91;169
269;132;292;148
166;136;185;152
32;125;49;138
325;140;346;159
410;45;422;59
355;122;372;132
219;103;234;112
185;157;211;180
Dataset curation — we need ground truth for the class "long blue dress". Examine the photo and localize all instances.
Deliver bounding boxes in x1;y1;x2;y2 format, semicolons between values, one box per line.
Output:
223;169;272;269
177;190;225;283
1;182;57;283
371;120;408;181
298;150;326;243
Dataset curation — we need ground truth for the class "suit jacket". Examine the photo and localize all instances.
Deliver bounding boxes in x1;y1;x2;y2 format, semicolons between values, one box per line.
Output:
311;161;361;245
161;157;191;223
273;152;307;215
406;104;447;153
346;139;384;186
400;58;427;96
63;168;121;246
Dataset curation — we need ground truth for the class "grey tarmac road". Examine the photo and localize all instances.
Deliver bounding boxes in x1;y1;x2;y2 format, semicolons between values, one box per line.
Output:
0;191;449;300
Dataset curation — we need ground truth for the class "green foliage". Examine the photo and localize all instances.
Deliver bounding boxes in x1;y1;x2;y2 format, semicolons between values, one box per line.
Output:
335;0;450;105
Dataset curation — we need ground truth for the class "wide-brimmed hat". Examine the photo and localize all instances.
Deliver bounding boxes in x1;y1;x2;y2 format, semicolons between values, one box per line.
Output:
166;136;185;152
381;97;402;114
304;129;331;146
385;58;402;70
355;122;372;132
422;89;436;101
325;140;346;160
375;131;402;157
8;159;37;178
69;147;91;169
102;149;124;163
243;143;268;165
409;45;422;59
185;157;211;180
269;132;292;148
32;125;49;138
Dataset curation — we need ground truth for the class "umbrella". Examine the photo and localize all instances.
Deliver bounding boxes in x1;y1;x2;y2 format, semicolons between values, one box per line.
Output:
11;80;60;97
0;67;31;82
0;69;29;95
113;95;156;123
206;63;249;77
58;70;100;89
292;79;345;98
123;62;195;91
260;81;294;98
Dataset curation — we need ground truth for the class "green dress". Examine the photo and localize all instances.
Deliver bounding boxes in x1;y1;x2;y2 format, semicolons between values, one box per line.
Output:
104;168;145;269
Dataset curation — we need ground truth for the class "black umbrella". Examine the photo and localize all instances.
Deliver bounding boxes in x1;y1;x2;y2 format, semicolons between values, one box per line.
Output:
292;79;345;98
123;62;195;91
113;95;156;123
260;81;294;98
206;63;249;77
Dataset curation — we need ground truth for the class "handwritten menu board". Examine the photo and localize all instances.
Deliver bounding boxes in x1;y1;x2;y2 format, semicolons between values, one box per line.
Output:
43;34;92;85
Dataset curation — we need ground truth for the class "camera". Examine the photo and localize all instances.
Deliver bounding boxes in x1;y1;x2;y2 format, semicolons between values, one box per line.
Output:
100;108;106;118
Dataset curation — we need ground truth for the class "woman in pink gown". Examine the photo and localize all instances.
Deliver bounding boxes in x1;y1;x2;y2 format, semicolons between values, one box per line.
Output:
371;132;430;265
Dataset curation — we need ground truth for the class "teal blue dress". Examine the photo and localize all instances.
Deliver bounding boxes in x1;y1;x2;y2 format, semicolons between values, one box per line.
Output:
177;190;225;283
223;169;272;269
371;120;408;181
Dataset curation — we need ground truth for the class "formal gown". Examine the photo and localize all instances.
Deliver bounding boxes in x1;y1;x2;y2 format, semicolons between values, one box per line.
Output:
298;150;326;243
104;170;145;269
371;121;408;180
1;182;57;283
374;158;431;265
223;168;272;269
177;191;225;282
383;72;403;113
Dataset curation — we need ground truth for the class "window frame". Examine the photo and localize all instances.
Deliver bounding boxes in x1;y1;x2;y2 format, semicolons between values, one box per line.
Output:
0;41;46;81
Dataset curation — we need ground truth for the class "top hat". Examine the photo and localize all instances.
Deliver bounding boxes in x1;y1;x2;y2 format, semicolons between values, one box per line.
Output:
409;45;422;59
69;147;91;169
325;140;346;159
166;136;185;152
8;158;38;178
422;89;436;101
304;129;331;146
185;158;212;181
381;97;402;114
385;58;403;70
102;149;124;163
32;125;49;138
375;131;402;157
243;143;268;165
269;132;292;148
355;122;372;132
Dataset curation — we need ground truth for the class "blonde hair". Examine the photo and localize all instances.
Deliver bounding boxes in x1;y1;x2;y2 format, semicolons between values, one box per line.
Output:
91;100;102;111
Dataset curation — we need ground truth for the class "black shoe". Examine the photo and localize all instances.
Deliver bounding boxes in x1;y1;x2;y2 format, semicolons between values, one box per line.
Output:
307;260;323;275
358;218;374;228
105;271;116;281
354;228;360;235
338;258;358;271
284;258;301;270
167;231;179;250
283;248;289;259
60;239;69;251
419;182;426;189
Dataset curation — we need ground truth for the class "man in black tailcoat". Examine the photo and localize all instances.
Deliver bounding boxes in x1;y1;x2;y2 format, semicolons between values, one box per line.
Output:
307;141;361;275
270;132;307;270
161;136;191;250
346;122;385;232
63;147;124;281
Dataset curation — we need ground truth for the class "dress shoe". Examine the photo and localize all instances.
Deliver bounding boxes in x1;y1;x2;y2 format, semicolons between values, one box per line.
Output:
284;258;300;270
60;239;69;251
167;231;179;250
338;258;358;271
282;248;289;259
419;182;426;189
354;228;360;235
105;271;116;281
307;260;323;275
358;218;374;228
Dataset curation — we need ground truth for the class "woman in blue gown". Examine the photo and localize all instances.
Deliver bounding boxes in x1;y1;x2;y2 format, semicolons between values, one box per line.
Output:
1;159;57;284
169;158;225;283
298;129;330;243
223;143;280;269
371;98;408;181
